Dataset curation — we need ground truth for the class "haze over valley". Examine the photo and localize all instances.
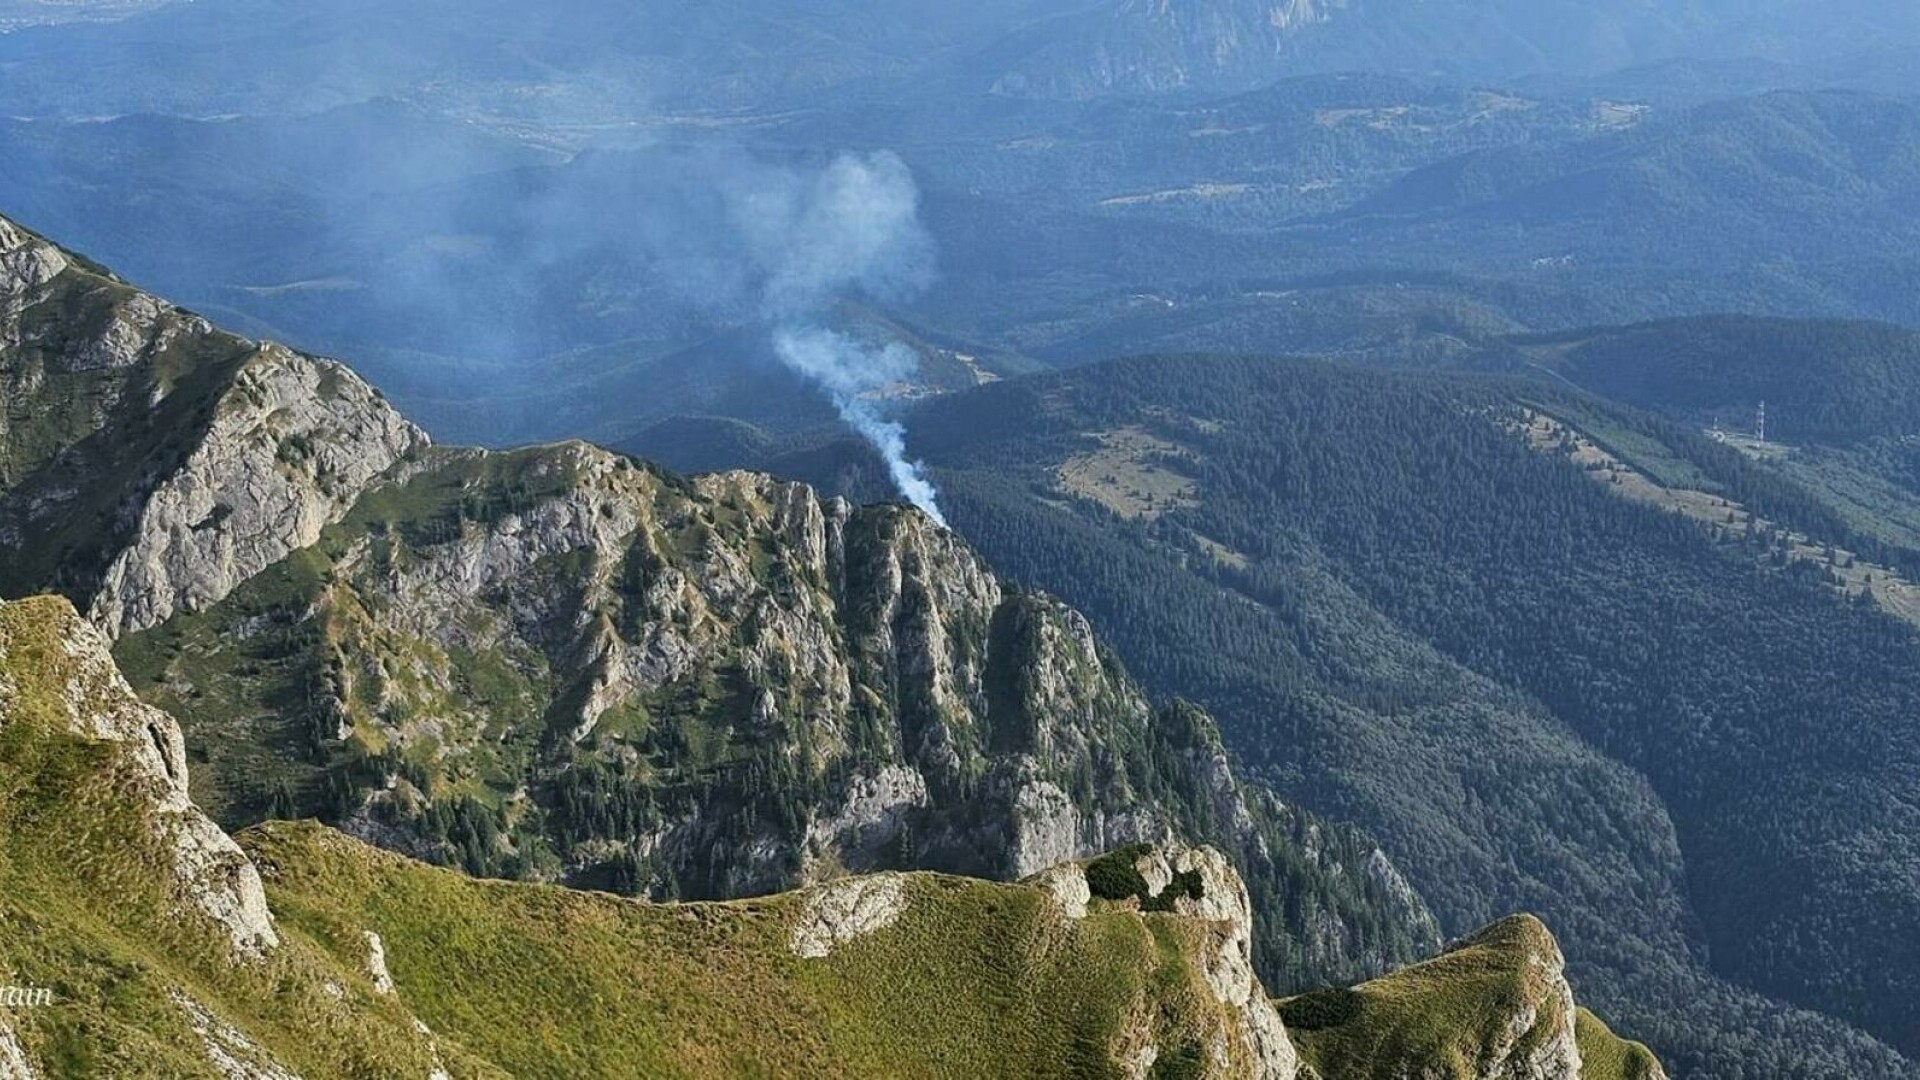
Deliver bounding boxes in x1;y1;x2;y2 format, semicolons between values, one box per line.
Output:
2;2;1920;1076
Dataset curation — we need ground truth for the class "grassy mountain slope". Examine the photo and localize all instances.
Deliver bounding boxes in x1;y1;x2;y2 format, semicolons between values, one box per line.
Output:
0;595;475;1077
1283;916;1666;1080
0;591;1652;1078
249;825;1296;1079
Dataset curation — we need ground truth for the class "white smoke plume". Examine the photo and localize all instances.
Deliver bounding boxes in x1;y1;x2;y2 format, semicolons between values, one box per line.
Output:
731;151;946;525
773;327;946;525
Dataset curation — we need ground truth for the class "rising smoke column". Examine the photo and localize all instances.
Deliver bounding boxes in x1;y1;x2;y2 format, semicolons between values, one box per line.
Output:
733;151;947;525
772;327;946;524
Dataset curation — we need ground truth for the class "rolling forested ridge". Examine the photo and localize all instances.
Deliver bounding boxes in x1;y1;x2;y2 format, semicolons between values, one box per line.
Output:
4;0;1920;1076
746;351;1920;1076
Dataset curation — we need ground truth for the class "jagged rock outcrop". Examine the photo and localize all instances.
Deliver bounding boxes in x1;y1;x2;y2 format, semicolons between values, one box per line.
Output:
0;593;475;1078
0;214;426;639
1052;844;1301;1079
1281;913;1664;1080
0;595;277;956
1462;916;1582;1080
0;217;66;299
362;930;396;996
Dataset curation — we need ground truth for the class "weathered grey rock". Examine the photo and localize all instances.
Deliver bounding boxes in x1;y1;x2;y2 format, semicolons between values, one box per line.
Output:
1030;862;1092;919
1130;844;1300;1080
790;873;909;958
259;445;1218;897
1;597;278;956
172;993;304;1080
0;218;67;301
0;1021;35;1080
364;930;397;996
804;764;930;877
89;343;426;637
1464;916;1583;1080
1008;777;1082;875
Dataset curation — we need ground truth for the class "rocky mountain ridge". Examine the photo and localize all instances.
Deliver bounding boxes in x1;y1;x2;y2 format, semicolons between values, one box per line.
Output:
116;434;1444;989
0;216;426;639
0;211;1672;1074
0;590;1657;1077
0;210;1438;993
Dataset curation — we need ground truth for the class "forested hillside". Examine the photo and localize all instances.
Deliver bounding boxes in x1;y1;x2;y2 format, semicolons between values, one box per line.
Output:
1482;316;1920;444
760;354;1920;1076
1472;315;1920;569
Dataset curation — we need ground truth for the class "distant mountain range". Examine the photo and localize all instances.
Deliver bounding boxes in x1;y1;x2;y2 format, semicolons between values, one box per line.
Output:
4;0;1915;115
8;76;1920;449
970;0;1920;97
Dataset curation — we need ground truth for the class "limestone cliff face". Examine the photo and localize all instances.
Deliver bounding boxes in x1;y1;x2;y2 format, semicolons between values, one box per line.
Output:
1146;846;1301;1080
86;342;425;638
138;442;1195;894
0;214;425;639
0;595;277;957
